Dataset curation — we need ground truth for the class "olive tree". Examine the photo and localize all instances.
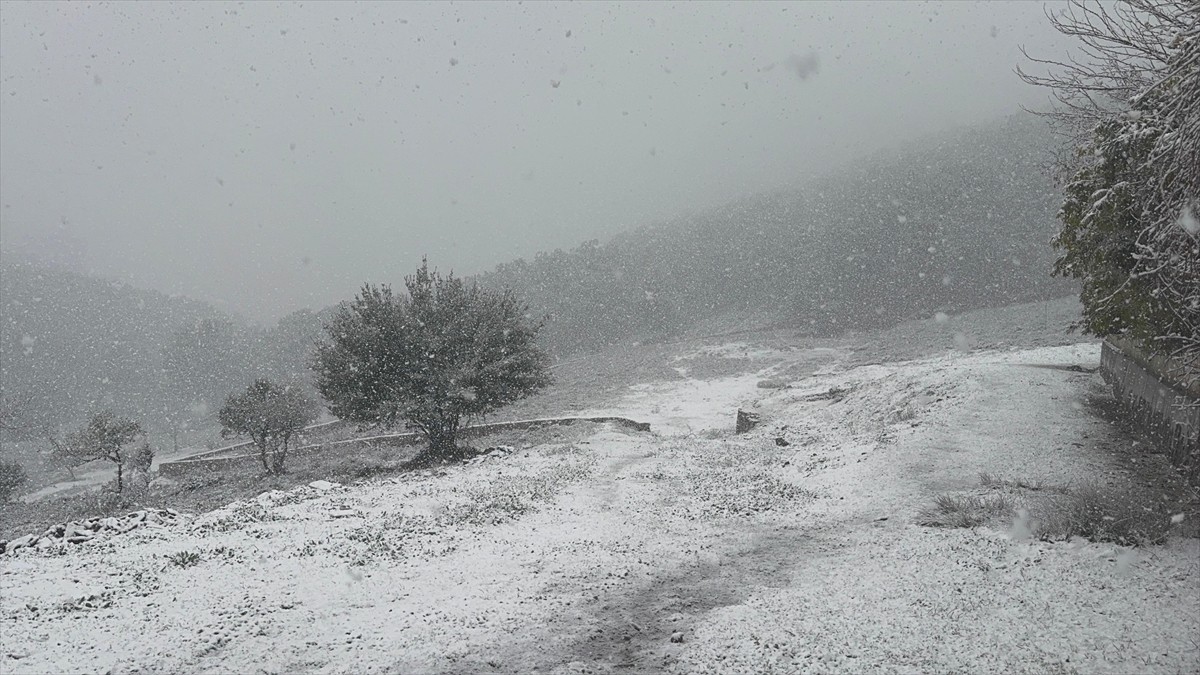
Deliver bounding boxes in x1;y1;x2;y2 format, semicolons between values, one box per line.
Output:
49;411;144;493
218;379;318;474
314;260;552;458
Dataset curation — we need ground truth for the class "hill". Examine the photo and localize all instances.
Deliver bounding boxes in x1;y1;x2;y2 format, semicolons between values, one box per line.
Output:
478;114;1075;355
0;264;325;438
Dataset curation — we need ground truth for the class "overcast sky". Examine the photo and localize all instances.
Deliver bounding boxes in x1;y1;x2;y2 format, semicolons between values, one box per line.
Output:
0;1;1069;322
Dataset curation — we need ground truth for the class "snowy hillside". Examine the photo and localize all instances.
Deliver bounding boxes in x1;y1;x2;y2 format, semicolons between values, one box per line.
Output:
3;339;1196;674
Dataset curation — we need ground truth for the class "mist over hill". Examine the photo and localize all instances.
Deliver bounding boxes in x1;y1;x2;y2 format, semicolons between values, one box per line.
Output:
0;264;326;438
478;114;1075;354
1;114;1073;434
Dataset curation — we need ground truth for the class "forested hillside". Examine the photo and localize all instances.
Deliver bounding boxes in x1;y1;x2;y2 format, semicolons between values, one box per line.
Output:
478;114;1075;354
0;264;325;436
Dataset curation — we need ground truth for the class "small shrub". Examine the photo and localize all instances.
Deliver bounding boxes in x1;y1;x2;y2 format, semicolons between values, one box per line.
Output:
208;545;238;560
920;493;1016;528
0;460;28;502
444;460;592;527
1033;483;1175;547
166;550;202;568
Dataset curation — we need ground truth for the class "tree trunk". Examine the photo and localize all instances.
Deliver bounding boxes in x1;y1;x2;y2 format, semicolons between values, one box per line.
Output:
425;423;458;458
115;461;123;494
258;439;272;473
271;437;287;474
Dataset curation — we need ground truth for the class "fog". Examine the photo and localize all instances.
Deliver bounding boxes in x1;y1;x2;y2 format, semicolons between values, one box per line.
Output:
1;1;1068;321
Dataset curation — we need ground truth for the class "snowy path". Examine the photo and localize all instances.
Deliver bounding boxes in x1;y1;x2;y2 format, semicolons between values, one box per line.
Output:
2;343;1197;674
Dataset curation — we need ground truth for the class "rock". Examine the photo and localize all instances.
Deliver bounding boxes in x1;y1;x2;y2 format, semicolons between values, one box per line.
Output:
308;480;339;491
774;437;790;447
736;409;761;434
6;534;36;553
670;631;684;643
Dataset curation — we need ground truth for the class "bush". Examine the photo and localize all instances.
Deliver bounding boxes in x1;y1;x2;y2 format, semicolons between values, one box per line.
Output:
1033;483;1175;547
0;460;28;502
919;493;1016;529
165;550;202;568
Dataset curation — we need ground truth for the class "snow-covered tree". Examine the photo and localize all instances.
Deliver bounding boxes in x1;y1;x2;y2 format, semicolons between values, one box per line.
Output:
218;379;317;474
1020;0;1199;364
314;260;552;457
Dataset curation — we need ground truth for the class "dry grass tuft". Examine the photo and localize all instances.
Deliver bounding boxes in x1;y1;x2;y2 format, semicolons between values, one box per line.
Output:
978;472;1070;494
919;493;1016;529
1032;483;1177;547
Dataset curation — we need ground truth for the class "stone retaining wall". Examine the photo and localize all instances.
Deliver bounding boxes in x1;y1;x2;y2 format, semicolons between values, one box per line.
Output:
1100;339;1199;482
158;416;650;479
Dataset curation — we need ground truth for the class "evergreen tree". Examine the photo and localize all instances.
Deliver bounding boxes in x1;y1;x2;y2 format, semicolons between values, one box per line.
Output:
314;260;552;457
1021;0;1199;362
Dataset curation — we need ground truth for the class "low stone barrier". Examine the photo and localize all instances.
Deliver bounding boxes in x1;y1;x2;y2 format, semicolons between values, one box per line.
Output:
1100;338;1199;482
158;416;650;479
1;508;185;555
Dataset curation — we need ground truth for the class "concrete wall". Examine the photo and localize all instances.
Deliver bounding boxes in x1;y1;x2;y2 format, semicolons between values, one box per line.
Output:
1100;339;1199;482
158;416;650;479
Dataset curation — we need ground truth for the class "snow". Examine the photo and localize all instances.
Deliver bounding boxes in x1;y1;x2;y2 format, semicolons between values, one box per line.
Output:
2;343;1197;673
1179;204;1199;236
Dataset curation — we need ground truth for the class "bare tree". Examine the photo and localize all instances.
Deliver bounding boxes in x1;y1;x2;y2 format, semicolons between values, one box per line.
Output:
49;412;145;493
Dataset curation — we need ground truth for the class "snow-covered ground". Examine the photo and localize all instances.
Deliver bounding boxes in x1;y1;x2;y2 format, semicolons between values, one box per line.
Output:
2;342;1197;674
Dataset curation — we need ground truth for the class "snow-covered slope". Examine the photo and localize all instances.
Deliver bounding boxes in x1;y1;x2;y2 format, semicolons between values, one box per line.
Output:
2;343;1197;674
